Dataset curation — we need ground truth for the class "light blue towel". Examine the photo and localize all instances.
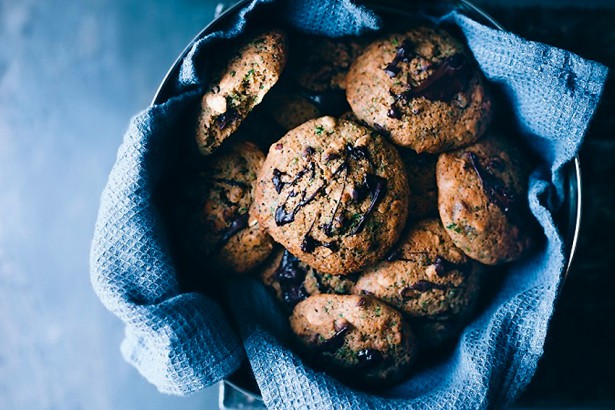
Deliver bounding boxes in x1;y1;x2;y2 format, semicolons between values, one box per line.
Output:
90;0;607;406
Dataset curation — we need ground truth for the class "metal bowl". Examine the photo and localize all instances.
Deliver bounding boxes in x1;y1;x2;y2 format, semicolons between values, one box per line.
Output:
151;1;582;407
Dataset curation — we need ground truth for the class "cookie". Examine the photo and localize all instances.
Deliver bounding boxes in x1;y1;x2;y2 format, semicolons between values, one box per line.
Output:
291;35;365;93
353;218;482;323
346;26;492;153
195;30;288;155
436;133;534;265
254;116;410;275
401;150;438;219
264;90;321;131
290;294;416;386
177;141;274;273
261;247;357;309
261;36;366;131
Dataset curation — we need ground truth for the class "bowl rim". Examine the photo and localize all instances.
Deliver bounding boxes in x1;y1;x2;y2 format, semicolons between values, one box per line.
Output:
151;0;583;403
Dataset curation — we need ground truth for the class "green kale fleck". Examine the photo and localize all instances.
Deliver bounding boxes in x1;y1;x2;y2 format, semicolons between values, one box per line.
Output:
446;223;462;234
315;125;325;136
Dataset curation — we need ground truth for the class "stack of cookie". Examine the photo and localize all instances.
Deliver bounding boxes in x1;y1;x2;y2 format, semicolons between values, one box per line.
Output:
180;25;535;387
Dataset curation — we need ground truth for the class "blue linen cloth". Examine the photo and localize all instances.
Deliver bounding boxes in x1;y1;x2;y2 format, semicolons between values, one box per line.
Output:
90;0;608;406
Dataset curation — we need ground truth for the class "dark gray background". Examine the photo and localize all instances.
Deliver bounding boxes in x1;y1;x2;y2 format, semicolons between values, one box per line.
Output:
0;0;610;408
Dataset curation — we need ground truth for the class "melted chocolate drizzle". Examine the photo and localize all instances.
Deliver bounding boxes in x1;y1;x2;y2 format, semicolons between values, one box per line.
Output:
274;250;310;308
273;142;380;238
465;152;517;214
356;348;384;369
349;174;387;235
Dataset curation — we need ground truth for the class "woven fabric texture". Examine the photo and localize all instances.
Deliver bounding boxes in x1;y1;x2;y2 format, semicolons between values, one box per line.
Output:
90;0;607;405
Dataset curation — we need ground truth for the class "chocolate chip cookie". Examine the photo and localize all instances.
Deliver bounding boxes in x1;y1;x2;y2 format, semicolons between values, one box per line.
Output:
196;30;288;155
436;133;534;265
177;141;274;273
353;218;482;324
346;25;492;153
254;116;410;275
291;35;365;93
290;294;416;385
261;248;357;309
262;36;365;131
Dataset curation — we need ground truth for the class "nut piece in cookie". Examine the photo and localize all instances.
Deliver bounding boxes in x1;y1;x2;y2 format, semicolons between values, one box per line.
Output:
261;247;357;310
353;218;482;348
346;26;492;153
254;116;410;275
176;141;273;273
196;30;288;155
436;133;534;265
290;294;416;386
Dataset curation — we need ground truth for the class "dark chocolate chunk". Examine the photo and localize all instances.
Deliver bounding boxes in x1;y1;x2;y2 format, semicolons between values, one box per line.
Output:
403;280;448;294
216;213;249;250
464;152;517;214
433;255;471;277
346;144;371;164
300;234;319;253
298;88;350;117
318;322;353;352
303;146;316;157
272;168;285;194
387;105;402;119
383;38;416;78
301;233;339;254
349;174;387;235
402;53;472;102
275;251;310;308
215;107;239;130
